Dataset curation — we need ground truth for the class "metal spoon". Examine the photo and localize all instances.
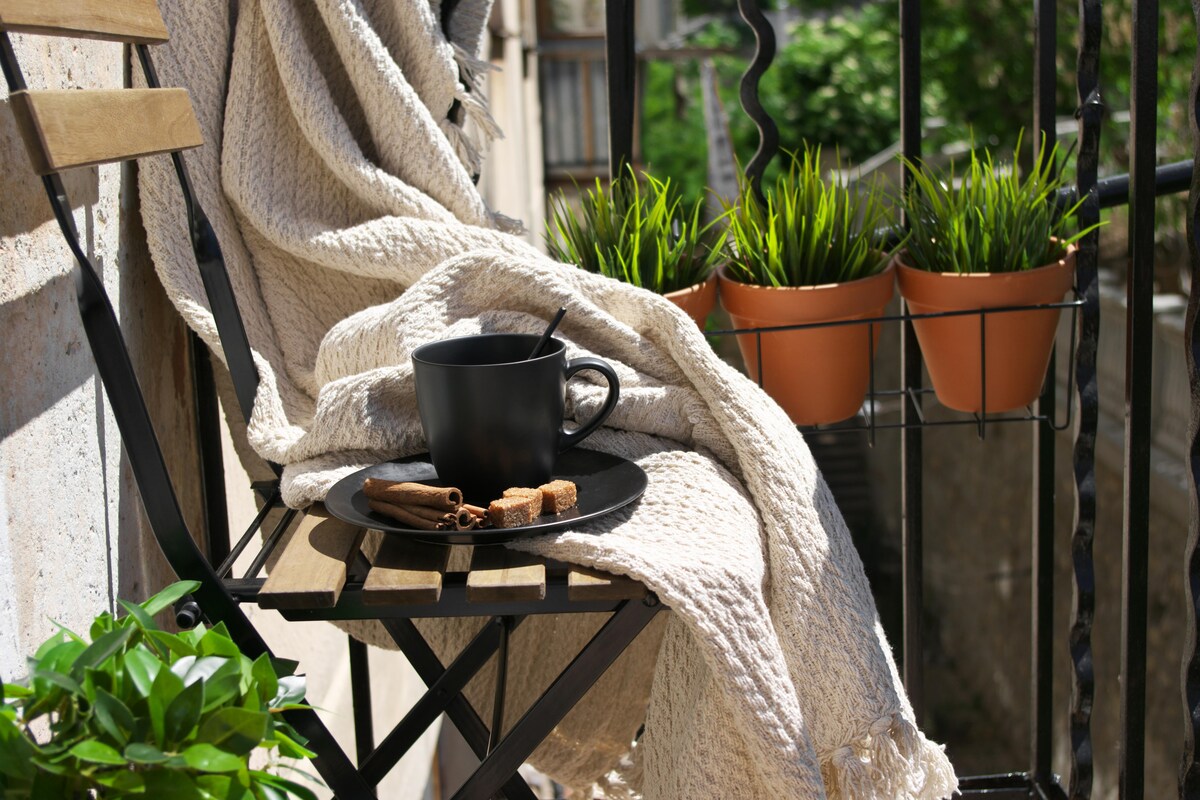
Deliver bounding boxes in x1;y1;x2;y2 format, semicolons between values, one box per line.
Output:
527;306;567;359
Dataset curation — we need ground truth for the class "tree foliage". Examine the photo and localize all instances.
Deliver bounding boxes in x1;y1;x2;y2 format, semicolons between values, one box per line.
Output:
642;0;1195;212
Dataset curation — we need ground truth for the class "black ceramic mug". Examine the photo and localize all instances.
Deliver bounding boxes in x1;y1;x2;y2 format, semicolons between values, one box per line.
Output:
411;333;620;500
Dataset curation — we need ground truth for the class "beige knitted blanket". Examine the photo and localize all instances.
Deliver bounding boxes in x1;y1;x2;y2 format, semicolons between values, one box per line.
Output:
138;1;957;797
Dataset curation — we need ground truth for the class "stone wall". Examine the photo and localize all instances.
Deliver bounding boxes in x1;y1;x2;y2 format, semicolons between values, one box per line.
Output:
0;33;187;678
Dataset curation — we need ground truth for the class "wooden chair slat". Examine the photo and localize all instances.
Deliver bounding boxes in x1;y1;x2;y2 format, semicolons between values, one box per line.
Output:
567;566;647;602
10;88;202;175
361;531;451;605
0;0;168;43
466;547;547;603
258;506;364;610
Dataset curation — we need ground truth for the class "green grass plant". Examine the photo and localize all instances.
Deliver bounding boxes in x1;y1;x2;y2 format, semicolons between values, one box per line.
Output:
545;164;728;294
900;134;1097;273
722;145;893;287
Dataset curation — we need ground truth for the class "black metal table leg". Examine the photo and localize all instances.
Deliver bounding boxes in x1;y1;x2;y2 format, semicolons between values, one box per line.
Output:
451;597;663;800
361;617;525;786
349;637;375;765
383;619;538;800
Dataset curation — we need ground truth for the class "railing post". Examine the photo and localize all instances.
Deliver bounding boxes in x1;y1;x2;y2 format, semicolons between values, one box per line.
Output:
605;0;636;178
734;0;779;205
1179;0;1200;795
1031;0;1057;783
1121;1;1158;797
1069;0;1103;797
899;0;924;721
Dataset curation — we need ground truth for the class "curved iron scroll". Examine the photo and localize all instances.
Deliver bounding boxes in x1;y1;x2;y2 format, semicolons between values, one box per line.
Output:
735;0;780;202
1069;0;1103;796
1180;1;1200;795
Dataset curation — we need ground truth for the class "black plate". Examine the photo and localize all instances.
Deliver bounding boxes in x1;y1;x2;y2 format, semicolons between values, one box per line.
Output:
324;448;647;545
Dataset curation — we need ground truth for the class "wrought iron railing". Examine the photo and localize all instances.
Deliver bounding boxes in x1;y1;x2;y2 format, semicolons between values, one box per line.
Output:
601;0;1196;798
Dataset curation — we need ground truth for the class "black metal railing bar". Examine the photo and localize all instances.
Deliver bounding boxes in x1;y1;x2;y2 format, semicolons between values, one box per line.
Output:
1178;0;1200;792
1032;0;1059;775
1071;0;1104;793
898;0;927;723
733;0;778;206
1121;1;1159;797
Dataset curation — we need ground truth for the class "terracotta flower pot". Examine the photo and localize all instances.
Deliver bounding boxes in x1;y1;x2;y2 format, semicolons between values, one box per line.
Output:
718;263;895;425
895;244;1076;413
664;273;718;329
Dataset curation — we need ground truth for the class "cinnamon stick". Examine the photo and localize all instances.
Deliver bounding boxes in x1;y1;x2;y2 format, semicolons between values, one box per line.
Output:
368;499;445;530
363;479;462;510
462;504;491;528
395;503;456;525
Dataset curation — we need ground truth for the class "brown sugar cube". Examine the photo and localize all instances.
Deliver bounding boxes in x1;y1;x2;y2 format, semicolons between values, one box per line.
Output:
488;496;536;529
538;480;577;514
503;487;544;519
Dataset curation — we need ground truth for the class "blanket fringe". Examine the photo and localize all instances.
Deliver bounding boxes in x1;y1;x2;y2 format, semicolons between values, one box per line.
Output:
820;715;958;800
453;42;498;92
591;739;644;800
441;44;505;176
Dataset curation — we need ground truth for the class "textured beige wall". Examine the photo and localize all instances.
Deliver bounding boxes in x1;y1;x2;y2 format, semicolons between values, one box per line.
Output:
0;32;435;799
1;33;138;676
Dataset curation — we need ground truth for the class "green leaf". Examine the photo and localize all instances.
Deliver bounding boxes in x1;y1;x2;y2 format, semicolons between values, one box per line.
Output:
0;712;37;779
272;676;305;709
181;656;232;688
83;664;115;703
119;598;159;631
37;638;85;675
69;626;133;682
92;687;136;747
196;707;268;756
2;682;33;701
197;624;241;658
92;767;146;793
148;664;186;743
123;644;162;698
147;630;198;659
141;580;202;617
271;729;316;760
69;739;127;765
197;773;255;800
249;655;278;706
124;741;170;764
164;677;205;745
89;611;115;641
30;668;82;698
181;743;245;773
251;771;320;800
143;768;206;798
202;660;247;714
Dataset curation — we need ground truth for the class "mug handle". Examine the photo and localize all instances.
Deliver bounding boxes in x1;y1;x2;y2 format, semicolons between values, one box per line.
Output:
559;357;620;452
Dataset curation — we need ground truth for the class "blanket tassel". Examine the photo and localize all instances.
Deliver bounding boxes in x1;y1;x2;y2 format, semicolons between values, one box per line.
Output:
820;715;958;800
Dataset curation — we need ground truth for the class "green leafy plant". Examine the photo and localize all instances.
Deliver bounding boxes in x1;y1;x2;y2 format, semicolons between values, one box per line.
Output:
0;581;320;800
900;134;1098;274
545;164;728;294
722;145;894;287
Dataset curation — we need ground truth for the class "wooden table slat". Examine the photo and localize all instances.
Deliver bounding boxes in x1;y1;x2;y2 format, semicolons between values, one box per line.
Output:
466;547;546;603
566;566;647;602
258;506;363;610
361;532;451;605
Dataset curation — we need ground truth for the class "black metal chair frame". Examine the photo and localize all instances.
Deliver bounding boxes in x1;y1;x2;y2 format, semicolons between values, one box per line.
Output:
0;20;663;800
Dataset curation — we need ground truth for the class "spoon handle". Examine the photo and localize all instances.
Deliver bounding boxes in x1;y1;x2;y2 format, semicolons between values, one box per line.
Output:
528;306;567;359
